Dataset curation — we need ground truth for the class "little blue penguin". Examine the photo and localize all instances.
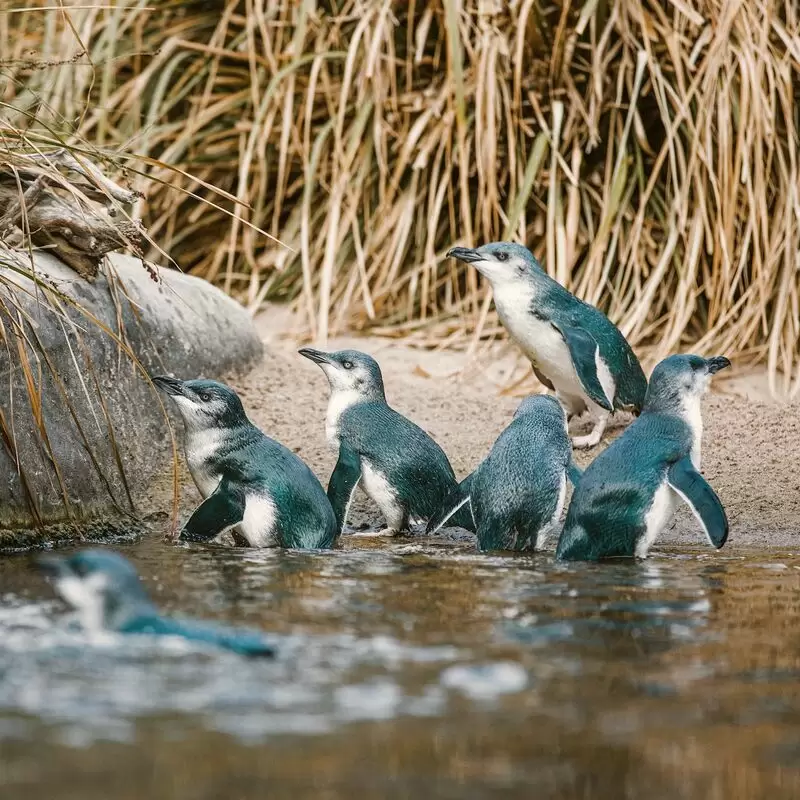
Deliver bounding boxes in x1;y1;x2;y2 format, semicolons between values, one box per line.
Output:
427;394;582;551
153;376;337;549
447;242;647;449
298;348;474;535
38;549;275;657
556;354;731;561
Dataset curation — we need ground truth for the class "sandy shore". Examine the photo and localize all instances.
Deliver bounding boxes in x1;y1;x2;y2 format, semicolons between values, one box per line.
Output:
203;311;800;551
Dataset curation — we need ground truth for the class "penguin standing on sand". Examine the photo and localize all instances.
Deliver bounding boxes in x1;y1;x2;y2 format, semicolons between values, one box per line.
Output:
556;354;731;561
38;549;275;657
153;376;337;549
447;242;647;449
298;348;473;535
427;395;582;551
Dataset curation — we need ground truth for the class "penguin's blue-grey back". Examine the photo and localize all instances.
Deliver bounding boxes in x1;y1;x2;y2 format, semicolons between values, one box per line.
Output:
119;614;275;657
556;411;690;560
338;401;458;519
471;395;572;550
537;279;647;411
230;432;338;548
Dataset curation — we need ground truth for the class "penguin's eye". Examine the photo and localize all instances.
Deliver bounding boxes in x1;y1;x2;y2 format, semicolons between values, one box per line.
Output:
199;392;212;402
342;361;353;370
495;251;509;262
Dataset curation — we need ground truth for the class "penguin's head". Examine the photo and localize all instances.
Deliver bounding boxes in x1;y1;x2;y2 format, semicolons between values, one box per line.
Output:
299;348;386;400
152;376;248;430
447;242;542;286
513;393;565;421
644;354;731;412
37;549;153;631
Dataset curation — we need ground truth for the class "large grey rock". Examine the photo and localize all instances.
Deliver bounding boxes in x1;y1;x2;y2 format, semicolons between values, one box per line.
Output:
0;248;262;547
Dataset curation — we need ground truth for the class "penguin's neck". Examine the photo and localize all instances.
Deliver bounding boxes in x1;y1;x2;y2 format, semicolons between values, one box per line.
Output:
325;388;381;447
56;573;108;633
58;576;156;634
107;597;160;633
490;276;538;323
183;420;256;495
491;278;586;396
184;424;224;465
680;393;704;469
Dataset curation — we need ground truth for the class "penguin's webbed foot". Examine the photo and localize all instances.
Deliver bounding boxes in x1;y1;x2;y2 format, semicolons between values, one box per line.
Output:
348;527;404;538
571;410;610;449
377;527;408;537
571;431;603;449
571;423;606;449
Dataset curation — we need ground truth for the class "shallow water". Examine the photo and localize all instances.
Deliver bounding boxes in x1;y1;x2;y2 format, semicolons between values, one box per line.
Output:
1;537;800;799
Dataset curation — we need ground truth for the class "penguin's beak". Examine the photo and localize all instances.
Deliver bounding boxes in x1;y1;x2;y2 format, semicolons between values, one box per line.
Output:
705;356;731;374
151;375;187;396
298;348;331;366
446;246;484;264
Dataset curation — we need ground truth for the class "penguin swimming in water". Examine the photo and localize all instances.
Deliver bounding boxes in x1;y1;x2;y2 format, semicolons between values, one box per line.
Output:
298;348;474;535
427;394;582;551
153;376;337;549
556;354;731;561
447;242;647;449
38;549;275;657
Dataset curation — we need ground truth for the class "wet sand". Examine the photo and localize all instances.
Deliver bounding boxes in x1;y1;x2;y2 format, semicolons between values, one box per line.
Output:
184;310;799;552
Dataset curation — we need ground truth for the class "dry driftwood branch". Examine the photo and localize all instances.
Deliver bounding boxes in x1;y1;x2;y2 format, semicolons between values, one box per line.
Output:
17;149;139;205
0;151;144;280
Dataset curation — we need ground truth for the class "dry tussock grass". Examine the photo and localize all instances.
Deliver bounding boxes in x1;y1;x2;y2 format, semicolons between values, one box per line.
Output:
2;1;799;394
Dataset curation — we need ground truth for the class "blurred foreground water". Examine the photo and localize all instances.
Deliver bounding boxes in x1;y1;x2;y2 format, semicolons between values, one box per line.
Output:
1;536;800;799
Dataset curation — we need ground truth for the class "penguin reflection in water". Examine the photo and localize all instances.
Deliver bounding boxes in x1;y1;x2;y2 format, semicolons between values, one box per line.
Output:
299;348;474;536
428;395;582;552
38;550;275;657
556;355;731;561
153;376;338;549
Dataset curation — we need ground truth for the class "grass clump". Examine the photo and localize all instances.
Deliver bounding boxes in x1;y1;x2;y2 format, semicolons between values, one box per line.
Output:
3;1;798;394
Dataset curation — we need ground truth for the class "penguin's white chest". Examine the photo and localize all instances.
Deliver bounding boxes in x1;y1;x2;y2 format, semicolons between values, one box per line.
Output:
637;481;678;558
681;394;704;469
185;429;225;497
361;461;395;506
492;283;612;405
325;390;363;448
493;285;575;387
184;430;280;548
239;494;280;548
538;472;568;549
361;460;405;529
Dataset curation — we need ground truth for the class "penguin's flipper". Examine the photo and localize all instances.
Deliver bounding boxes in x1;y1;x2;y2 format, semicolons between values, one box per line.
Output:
554;325;613;412
426;472;474;534
667;457;729;549
328;441;362;531
180;479;246;542
567;459;583;486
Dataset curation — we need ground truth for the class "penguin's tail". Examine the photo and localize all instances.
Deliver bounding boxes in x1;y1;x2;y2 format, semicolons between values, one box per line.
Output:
426;474;475;534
